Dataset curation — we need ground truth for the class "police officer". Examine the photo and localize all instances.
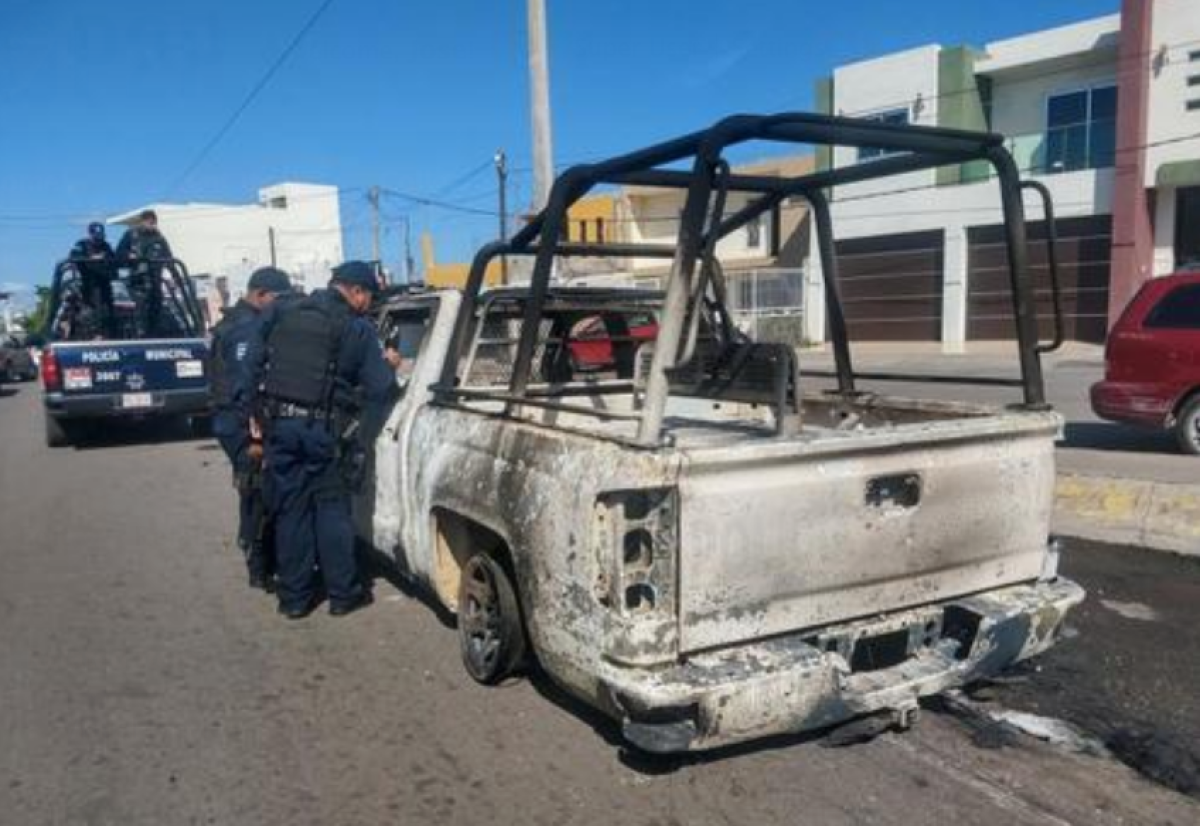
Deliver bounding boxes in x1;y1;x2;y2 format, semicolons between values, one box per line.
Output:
211;266;293;592
69;222;116;336
248;261;400;619
116;209;174;337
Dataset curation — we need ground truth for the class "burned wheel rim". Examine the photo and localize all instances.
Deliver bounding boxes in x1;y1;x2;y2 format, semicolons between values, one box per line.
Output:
461;559;502;674
457;552;527;685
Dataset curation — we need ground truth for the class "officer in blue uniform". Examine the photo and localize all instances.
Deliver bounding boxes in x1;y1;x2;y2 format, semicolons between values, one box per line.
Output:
248;261;399;619
211;266;293;592
69;223;117;337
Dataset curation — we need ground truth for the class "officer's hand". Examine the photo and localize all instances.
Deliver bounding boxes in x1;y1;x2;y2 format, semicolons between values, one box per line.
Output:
384;346;403;371
247;440;264;463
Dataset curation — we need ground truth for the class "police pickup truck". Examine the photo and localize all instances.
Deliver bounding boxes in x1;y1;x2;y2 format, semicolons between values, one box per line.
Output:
358;114;1084;752
39;257;210;447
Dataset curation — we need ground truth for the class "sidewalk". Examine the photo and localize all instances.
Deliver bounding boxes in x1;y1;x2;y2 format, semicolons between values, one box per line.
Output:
799;342;1199;555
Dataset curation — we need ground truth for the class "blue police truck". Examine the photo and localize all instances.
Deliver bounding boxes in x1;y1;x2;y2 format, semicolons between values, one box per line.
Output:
39;256;211;447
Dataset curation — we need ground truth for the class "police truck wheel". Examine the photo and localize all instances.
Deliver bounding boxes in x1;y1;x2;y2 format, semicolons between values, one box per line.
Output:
1176;395;1200;456
44;414;70;448
457;552;527;685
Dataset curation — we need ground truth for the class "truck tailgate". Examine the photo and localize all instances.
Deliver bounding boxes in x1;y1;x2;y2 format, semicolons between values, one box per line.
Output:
676;414;1059;653
52;339;208;401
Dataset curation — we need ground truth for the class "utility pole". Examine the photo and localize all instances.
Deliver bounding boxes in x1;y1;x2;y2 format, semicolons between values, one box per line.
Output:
268;226;277;267
526;0;555;213
494;149;509;285
368;185;382;265
399;215;415;283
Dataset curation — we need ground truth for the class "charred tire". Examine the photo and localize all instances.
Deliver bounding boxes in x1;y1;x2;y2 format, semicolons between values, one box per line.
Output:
1175;394;1200;456
457;551;527;685
44;414;71;448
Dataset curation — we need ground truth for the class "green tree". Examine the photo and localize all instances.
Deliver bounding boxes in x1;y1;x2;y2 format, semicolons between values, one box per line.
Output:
24;285;52;334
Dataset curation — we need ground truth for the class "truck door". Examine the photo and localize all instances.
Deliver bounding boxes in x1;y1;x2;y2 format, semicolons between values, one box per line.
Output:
354;293;459;560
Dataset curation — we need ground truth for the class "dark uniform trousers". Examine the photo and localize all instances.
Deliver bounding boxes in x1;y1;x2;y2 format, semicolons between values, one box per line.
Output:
213;410;273;581
265;417;364;612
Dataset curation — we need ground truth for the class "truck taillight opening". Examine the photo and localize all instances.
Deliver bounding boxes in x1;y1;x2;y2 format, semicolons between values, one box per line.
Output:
594;488;677;617
40;348;61;390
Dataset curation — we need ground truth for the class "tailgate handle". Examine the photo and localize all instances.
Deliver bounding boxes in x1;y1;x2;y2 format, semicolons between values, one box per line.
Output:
866;474;921;509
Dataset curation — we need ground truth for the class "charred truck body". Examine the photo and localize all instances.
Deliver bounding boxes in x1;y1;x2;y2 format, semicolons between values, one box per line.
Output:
357;113;1084;752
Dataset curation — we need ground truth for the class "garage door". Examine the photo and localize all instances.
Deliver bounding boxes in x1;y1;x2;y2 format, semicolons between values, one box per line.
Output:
967;215;1111;343
834;230;944;341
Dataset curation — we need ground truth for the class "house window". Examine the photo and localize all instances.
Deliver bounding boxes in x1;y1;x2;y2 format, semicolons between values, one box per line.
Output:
1044;85;1117;172
857;108;910;162
746;216;762;249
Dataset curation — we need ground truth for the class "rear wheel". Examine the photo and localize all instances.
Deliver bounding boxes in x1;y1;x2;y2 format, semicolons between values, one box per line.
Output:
1175;395;1200;456
457;552;527;685
44;414;71;448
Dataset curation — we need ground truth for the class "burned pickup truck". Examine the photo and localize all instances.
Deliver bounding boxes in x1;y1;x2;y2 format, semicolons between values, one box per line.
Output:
357;113;1084;752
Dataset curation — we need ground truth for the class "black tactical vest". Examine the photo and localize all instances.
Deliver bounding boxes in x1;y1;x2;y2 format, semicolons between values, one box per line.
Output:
261;294;350;409
208;302;252;408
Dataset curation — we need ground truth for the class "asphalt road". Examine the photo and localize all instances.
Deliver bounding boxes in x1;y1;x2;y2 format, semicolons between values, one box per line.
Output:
1;383;1198;826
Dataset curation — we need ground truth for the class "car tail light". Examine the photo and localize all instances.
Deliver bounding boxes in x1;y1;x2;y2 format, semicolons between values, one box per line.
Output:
40;348;61;390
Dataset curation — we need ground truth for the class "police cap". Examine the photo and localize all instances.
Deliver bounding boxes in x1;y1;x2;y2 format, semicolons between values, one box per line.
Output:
330;260;379;294
247;266;292;294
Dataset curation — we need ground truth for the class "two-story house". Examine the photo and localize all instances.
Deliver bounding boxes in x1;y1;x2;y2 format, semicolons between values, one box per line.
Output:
806;0;1200;350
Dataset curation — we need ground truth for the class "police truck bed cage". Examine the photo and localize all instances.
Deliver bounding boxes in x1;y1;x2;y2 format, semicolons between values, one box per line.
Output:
47;257;206;341
432;112;1064;447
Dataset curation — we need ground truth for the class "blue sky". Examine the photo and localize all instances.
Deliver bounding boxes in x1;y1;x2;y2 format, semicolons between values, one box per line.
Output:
0;0;1117;307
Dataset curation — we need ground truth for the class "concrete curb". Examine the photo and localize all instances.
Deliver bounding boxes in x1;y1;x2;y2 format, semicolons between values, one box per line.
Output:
1054;473;1200;557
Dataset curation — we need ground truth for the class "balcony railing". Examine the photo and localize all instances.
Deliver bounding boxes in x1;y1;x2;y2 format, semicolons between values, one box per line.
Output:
1005;117;1117;176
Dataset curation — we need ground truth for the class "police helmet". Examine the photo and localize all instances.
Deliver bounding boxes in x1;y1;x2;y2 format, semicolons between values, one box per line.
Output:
87;222;106;241
330;260;379;295
247;266;292;294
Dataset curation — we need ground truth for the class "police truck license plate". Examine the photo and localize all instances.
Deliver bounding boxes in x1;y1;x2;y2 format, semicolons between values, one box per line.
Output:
120;393;153;409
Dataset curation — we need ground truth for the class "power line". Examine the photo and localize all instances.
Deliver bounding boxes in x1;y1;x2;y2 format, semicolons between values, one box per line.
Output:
162;0;338;199
378;187;499;217
431;160;495;200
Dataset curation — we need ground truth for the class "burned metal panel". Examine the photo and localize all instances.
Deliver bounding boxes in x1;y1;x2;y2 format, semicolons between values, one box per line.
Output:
675;412;1061;653
598;578;1083;752
397;400;684;680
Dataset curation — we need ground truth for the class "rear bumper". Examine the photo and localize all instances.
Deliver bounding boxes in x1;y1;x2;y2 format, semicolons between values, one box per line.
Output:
1090;380;1172;428
44;387;211;420
600;578;1084;753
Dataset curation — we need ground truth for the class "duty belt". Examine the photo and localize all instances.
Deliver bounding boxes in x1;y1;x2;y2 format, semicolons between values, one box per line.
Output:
269;400;334;421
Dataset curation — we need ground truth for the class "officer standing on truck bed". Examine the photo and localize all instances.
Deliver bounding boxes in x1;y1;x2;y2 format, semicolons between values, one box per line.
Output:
116;209;174;337
247;261;401;619
68;222;116;337
210;266;293;593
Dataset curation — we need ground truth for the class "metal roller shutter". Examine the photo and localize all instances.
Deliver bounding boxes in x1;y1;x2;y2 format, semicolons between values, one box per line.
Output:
833;230;944;342
967;215;1111;343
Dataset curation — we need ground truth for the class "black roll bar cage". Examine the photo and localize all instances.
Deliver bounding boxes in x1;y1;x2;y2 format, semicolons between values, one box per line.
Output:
47;257;206;340
433;112;1059;446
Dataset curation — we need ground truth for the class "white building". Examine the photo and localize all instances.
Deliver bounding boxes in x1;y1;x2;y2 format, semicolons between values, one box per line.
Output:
806;0;1200;349
109;182;343;319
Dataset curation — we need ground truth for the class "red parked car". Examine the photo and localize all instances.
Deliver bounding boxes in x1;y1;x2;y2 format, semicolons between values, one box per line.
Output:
1091;270;1200;455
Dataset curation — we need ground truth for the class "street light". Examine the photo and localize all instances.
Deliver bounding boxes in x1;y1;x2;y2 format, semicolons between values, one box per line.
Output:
494;149;509;285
